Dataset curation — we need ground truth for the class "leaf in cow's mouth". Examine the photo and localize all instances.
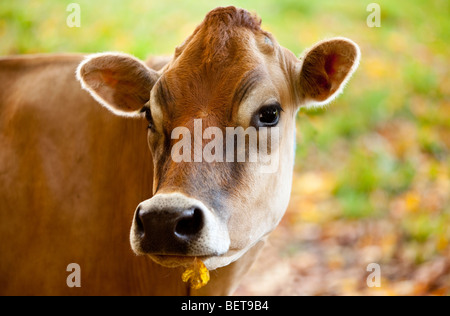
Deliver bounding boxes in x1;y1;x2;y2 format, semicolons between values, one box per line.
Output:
181;257;210;290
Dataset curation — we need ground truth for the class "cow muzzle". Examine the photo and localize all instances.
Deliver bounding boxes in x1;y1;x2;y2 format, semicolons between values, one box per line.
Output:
130;193;230;262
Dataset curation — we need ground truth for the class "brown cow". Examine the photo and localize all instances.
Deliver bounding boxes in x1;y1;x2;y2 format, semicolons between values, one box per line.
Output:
0;7;359;295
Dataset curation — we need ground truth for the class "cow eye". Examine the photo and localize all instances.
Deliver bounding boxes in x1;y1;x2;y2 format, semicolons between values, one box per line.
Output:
256;103;282;127
141;107;154;131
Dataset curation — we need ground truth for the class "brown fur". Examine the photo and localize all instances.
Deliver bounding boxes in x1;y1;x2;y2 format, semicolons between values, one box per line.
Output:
146;9;274;212
0;54;257;295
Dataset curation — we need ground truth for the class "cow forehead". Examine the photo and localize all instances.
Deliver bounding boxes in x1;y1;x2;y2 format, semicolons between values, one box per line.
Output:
154;25;277;129
156;65;266;127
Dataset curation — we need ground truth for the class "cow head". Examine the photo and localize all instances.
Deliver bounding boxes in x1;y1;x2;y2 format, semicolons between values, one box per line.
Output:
77;7;360;270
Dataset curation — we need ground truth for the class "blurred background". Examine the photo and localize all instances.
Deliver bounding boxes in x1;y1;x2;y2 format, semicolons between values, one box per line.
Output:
1;0;448;295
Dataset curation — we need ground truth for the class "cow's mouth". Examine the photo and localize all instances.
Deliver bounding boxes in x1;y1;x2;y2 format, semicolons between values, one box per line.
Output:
148;254;211;269
146;239;265;271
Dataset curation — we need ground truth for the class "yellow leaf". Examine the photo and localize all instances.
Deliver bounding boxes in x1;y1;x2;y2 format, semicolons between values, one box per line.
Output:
404;191;420;212
436;234;448;252
181;258;210;290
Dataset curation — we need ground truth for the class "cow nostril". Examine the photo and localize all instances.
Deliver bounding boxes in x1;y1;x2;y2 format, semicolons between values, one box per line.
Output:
135;207;145;235
174;208;204;239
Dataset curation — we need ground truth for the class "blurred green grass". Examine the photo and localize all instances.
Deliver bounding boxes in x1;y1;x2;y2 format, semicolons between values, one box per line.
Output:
1;0;449;289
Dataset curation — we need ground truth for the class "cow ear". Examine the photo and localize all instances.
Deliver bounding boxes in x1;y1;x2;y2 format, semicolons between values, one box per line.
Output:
77;53;160;117
297;37;360;108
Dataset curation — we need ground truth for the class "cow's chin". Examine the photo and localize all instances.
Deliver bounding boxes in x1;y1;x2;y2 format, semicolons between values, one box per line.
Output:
146;239;267;271
147;253;235;271
147;253;234;271
148;254;211;269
